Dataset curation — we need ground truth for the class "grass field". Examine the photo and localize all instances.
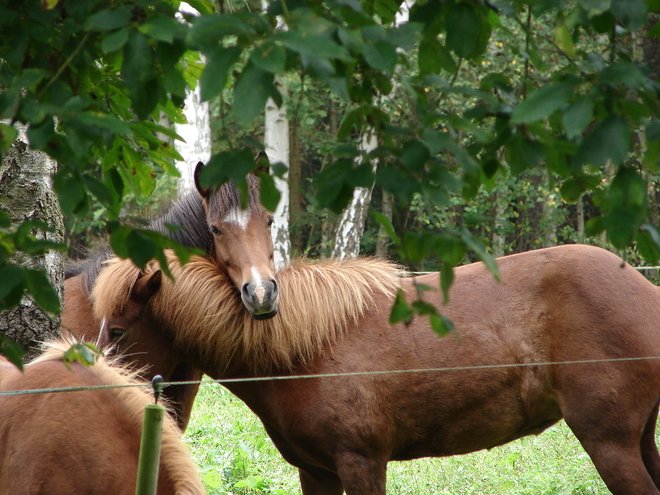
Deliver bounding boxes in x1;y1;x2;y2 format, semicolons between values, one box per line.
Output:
184;380;611;495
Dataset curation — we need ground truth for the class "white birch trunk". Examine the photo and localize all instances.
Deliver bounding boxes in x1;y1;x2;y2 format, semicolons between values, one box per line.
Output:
0;122;63;360
330;2;411;259
265;81;291;269
331;131;378;259
174;3;211;194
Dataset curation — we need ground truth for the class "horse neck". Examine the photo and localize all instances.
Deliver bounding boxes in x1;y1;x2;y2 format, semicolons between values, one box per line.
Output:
154;256;403;379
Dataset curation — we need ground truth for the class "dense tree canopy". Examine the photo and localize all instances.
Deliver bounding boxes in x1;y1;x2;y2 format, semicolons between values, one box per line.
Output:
1;0;659;358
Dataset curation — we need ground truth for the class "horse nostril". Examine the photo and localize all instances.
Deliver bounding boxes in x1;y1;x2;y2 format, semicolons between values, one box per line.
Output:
270;278;278;296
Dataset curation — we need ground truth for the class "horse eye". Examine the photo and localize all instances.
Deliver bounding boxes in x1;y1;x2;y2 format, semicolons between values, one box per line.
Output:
267;217;274;227
109;327;125;341
210;225;222;236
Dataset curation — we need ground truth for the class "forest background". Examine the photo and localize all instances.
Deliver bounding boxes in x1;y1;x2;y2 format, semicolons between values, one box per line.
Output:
1;0;660;363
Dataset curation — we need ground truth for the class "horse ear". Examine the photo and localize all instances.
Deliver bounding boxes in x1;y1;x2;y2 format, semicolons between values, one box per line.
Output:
131;270;163;303
194;161;210;200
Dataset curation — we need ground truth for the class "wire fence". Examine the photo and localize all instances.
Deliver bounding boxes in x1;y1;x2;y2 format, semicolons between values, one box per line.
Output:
4;354;660;398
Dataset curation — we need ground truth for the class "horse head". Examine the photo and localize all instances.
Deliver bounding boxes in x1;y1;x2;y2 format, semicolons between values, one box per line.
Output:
194;162;278;320
97;270;175;374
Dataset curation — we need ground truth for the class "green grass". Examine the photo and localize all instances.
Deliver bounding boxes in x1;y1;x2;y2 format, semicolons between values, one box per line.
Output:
184;380;611;494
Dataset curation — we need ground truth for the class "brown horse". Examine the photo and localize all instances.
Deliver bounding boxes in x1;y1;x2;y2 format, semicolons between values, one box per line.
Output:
92;244;660;495
0;339;204;495
62;169;277;429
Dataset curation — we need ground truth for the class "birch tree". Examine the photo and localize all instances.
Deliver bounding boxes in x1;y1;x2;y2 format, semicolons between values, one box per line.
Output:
264;83;291;268
174;3;211;194
0;124;63;361
330;1;411;259
331;130;378;259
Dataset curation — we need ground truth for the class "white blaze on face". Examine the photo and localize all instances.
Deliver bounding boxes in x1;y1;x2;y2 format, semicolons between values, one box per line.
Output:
222;207;252;230
251;266;266;304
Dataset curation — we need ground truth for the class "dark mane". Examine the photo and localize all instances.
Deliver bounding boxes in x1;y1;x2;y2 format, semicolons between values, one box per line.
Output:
65;192;213;295
148;192;214;254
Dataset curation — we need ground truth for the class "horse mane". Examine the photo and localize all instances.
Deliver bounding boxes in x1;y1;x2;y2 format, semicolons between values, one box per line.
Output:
31;338;204;495
93;253;404;374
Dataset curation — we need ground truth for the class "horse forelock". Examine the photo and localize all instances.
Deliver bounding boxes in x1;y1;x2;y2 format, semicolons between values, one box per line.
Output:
145;253;403;374
30;338;204;494
205;174;263;219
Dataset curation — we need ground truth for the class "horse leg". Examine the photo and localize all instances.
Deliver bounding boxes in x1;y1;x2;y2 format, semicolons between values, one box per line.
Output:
641;401;660;489
299;467;343;495
563;406;660;494
335;452;387;495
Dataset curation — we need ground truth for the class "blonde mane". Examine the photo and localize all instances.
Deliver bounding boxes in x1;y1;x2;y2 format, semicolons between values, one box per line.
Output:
93;253;404;374
32;339;204;495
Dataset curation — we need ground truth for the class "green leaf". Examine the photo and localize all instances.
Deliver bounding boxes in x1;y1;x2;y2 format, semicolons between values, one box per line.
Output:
24;269;60;314
636;225;660;264
101;28;129;53
139;16;186;44
55;175;87;215
126;230;156;269
200;149;255;189
200;46;241;102
603;165;647;248
0;333;24;371
372;211;401;246
511;82;574;124
440;262;453;304
430;313;454;337
554;21;575;58
86;6;132;31
461;230;500;281
445;2;480;59
250;42;286;75
0;264;24;302
563;96;594;139
389;289;413;324
576;116;630;166
257;172;281;212
233;63;276;125
400;140;430;172
275;31;348;59
362;40;397;76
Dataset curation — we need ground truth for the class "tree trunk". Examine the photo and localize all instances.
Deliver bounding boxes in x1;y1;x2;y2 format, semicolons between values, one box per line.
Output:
288;113;303;255
375;191;393;258
265;79;291;268
174;81;211;194
0;123;64;360
331;130;378;259
174;3;211;194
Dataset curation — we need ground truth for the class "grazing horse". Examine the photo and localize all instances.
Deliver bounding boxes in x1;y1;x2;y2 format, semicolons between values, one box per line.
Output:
92;244;660;495
62;168;277;429
0;339;204;495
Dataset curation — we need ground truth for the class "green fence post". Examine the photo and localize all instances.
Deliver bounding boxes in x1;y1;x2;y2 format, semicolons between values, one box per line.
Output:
135;376;165;495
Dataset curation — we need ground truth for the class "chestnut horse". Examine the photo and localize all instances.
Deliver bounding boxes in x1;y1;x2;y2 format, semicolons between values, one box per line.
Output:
92;244;660;495
0;339;204;495
62;168;277;429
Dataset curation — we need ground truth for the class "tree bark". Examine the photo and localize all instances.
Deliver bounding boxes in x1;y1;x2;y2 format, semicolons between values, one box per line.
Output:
174;81;211;194
174;3;212;194
288;114;303;255
331;130;378;259
375;191;393;258
0;123;63;360
265;79;291;268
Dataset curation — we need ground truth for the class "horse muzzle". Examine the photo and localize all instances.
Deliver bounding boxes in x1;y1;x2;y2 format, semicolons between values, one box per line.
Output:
241;278;279;319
